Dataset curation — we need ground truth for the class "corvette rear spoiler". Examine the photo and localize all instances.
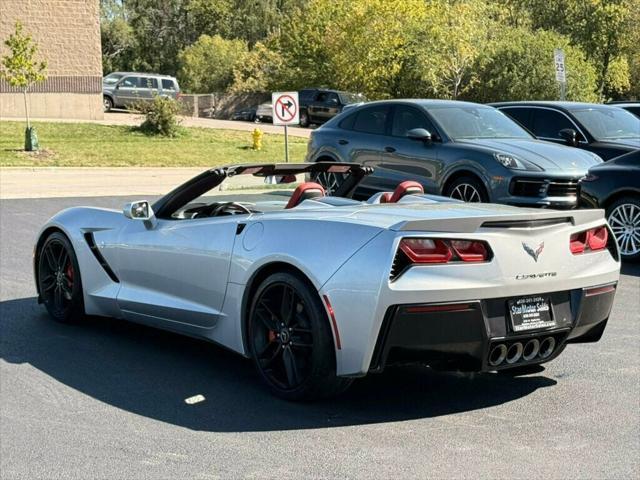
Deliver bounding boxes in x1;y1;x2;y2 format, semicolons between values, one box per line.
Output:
391;208;607;233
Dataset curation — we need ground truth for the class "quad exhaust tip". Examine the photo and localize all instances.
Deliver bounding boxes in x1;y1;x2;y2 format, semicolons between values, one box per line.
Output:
490;336;556;368
506;342;523;364
489;344;507;366
522;339;540;361
539;337;556;359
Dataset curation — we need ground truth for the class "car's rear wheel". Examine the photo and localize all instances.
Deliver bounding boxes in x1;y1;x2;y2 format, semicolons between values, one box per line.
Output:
607;196;640;262
37;232;85;323
248;272;352;401
103;96;113;112
445;176;488;203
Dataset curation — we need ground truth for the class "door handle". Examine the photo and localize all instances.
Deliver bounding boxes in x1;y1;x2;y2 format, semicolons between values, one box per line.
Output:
384;146;396;153
338;139;349;145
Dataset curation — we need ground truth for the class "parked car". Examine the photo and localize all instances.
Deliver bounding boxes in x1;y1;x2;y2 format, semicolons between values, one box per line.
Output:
254;89;365;126
306;100;602;207
606;101;640;118
579;150;640;262
254;102;273;123
33;162;620;400
103;72;180;111
298;88;366;127
231;107;256;122
492;101;640;160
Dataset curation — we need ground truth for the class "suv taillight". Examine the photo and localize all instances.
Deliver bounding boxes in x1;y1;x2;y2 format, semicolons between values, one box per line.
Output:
570;226;608;255
399;238;491;264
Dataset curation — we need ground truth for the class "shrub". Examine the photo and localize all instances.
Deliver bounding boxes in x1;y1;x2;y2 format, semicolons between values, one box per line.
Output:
137;96;182;137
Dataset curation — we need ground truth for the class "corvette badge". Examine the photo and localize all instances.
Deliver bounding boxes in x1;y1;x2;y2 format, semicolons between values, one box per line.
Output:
522;241;544;262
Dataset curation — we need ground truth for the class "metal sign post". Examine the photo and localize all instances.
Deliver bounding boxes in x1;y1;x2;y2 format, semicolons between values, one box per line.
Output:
272;91;300;163
554;48;567;101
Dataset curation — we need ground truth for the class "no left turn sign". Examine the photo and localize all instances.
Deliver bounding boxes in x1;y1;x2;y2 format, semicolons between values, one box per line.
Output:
272;91;299;126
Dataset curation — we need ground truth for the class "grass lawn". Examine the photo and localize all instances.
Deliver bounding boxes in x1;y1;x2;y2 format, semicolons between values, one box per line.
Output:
0;121;308;167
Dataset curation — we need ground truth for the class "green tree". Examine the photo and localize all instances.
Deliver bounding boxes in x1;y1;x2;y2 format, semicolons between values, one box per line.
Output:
523;0;634;97
0;21;47;151
468;27;598;103
231;41;285;92
178;34;248;92
100;0;135;73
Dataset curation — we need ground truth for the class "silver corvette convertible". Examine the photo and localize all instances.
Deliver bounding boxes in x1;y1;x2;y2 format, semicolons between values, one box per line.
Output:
34;162;620;400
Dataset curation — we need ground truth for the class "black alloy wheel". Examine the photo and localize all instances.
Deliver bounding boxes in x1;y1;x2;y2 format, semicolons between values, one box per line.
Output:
37;232;84;323
248;272;351;401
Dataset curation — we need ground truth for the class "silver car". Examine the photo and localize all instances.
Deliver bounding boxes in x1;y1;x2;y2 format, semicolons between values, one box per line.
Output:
102;72;180;111
34;163;620;400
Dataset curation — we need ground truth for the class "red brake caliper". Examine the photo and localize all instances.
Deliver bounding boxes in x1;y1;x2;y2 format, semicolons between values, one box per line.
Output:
66;263;74;287
268;330;277;343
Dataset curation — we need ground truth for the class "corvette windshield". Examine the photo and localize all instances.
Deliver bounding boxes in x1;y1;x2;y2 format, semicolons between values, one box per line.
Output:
570;107;640;140
428;106;533;140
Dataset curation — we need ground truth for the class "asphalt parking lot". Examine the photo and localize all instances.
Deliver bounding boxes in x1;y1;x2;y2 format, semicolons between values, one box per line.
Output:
1;195;639;479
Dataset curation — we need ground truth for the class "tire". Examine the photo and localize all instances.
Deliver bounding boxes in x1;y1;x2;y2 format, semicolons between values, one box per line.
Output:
299;111;310;128
606;196;640;262
311;161;345;195
247;271;352;401
36;232;85;323
445;175;488;203
103;96;113;112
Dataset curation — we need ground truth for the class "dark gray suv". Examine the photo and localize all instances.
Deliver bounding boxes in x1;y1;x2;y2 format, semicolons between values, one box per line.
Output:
305;100;603;208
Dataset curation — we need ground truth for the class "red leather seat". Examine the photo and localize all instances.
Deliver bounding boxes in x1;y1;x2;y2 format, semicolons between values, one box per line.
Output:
388;181;424;203
285;182;326;209
379;192;393;203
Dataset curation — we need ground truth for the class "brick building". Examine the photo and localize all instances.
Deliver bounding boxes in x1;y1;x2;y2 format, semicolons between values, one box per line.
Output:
0;0;103;120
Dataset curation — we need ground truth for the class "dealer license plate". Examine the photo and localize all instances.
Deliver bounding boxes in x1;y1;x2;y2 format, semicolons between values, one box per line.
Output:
508;296;555;332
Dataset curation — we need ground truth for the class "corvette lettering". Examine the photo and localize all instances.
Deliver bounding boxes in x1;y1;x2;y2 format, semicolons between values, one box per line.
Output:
515;272;557;280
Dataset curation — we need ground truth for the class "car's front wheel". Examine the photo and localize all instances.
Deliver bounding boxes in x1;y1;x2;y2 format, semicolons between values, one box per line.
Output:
248;272;352;401
607;196;640;262
311;162;345;195
299;111;310;128
445;176;488;203
37;232;85;323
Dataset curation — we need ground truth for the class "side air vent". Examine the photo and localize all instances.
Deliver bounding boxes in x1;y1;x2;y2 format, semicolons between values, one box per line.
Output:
389;249;411;281
84;232;120;282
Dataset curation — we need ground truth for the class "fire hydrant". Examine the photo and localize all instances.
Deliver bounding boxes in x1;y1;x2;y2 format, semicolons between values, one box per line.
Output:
252;128;263;150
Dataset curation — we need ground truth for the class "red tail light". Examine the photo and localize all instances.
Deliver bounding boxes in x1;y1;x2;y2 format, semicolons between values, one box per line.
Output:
570;231;587;254
399;239;452;264
570;226;608;255
451;240;489;262
399;238;491;264
587;226;608;250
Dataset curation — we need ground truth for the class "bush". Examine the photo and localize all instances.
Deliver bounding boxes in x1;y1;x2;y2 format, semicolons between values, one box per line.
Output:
136;96;182;137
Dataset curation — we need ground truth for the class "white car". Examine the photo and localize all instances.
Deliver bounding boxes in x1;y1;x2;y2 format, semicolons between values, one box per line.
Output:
34;163;620;400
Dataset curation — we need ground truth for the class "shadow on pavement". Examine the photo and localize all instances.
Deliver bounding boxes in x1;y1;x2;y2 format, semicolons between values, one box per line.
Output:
1;297;556;433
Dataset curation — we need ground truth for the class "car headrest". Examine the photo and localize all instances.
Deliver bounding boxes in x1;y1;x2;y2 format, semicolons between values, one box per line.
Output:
388;181;424;203
379;192;393;203
285;182;326;209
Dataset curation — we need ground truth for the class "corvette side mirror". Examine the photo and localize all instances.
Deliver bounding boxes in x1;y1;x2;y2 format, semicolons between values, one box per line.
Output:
123;200;154;221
